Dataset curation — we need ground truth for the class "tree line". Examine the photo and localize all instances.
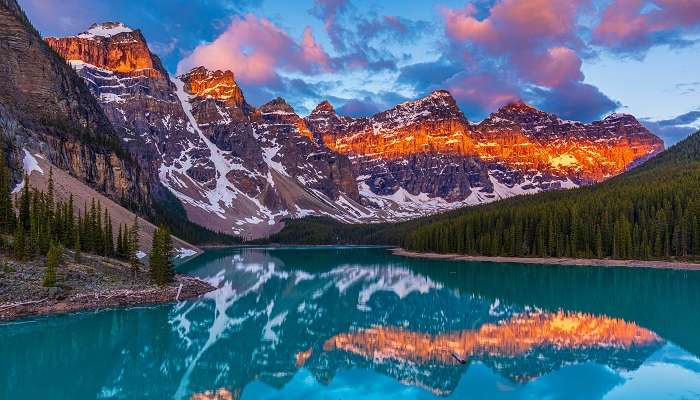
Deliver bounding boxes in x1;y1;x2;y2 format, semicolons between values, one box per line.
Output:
265;130;700;263
403;131;700;260
0;158;175;286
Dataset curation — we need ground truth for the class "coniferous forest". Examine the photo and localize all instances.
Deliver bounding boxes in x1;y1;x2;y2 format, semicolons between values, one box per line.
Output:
0;160;142;272
266;130;700;261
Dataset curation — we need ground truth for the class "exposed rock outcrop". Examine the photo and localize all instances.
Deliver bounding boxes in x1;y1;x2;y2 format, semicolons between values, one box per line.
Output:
306;93;664;202
0;1;149;210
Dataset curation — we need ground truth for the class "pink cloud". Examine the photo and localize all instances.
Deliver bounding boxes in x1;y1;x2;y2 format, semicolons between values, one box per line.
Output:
177;15;332;84
441;0;589;89
301;26;331;68
593;0;700;51
440;0;618;121
443;0;588;50
525;46;583;87
445;73;519;114
311;0;351;51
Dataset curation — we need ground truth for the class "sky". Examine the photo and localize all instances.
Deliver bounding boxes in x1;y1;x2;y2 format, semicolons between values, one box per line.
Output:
19;0;700;145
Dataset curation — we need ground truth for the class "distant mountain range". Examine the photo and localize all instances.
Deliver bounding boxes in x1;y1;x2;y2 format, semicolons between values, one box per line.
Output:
2;9;665;239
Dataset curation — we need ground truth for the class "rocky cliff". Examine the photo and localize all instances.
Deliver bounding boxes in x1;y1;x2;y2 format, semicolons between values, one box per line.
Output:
163;69;364;237
0;1;148;209
45;22;195;201
306;93;663;204
45;21;369;237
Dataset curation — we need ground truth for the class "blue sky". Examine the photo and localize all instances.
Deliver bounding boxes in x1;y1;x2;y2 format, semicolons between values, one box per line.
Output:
19;0;700;145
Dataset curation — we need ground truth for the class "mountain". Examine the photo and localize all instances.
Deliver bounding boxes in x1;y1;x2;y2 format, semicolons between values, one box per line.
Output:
45;21;664;239
0;6;148;210
45;22;194;199
46;25;388;237
268;130;700;262
307;94;663;204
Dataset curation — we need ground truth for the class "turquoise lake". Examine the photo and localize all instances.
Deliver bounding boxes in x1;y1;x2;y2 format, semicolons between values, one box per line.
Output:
2;247;700;399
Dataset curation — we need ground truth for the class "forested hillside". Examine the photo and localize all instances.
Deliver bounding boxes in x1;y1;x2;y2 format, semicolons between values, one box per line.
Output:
266;130;700;261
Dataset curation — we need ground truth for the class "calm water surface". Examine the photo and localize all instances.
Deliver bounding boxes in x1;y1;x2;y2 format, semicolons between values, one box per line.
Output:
2;247;700;399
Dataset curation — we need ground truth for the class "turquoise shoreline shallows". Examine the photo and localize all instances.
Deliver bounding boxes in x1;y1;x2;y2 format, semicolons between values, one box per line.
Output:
1;247;700;399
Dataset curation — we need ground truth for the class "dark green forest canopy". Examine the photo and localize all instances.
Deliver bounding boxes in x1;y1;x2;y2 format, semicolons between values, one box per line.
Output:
265;130;700;261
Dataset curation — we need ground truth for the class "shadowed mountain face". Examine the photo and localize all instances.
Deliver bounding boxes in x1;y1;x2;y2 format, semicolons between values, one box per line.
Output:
44;20;664;238
0;2;149;209
3;248;698;399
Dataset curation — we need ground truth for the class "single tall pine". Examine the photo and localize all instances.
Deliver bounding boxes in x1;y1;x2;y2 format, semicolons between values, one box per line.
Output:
43;243;62;287
150;226;174;285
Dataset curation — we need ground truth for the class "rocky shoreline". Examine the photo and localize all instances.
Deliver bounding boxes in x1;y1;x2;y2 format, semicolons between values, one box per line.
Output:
0;252;216;322
391;248;700;271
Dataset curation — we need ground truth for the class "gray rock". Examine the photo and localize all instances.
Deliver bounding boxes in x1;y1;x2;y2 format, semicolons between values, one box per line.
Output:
47;286;65;300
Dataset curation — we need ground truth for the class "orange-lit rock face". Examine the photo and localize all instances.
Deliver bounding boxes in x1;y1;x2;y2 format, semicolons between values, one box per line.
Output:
474;103;665;182
309;91;474;159
307;95;664;183
190;388;240;400
296;347;314;368
323;311;660;370
181;66;247;109
257;98;315;142
45;22;166;79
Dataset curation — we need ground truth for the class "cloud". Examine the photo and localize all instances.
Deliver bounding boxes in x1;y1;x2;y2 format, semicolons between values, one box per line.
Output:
177;14;331;84
149;38;179;56
444;72;520;118
642;110;700;145
441;0;589;85
357;15;432;44
531;82;621;122
442;0;587;48
22;0;265;73
310;0;352;52
438;0;618;121
309;0;430;72
337;98;383;116
675;81;700;94
593;0;700;53
397;60;462;94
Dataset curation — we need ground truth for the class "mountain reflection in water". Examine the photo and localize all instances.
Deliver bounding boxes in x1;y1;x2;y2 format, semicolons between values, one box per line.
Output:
1;247;699;400
324;311;661;393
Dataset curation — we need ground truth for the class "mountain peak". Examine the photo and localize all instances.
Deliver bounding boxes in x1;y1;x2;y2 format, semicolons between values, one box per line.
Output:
46;22;166;78
183;66;236;81
261;97;295;114
179;66;245;104
429;89;453;98
500;99;537;112
603;112;636;122
78;22;133;39
311;100;336;114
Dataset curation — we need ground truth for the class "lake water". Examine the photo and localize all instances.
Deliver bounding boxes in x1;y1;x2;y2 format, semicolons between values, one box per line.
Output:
2;247;700;399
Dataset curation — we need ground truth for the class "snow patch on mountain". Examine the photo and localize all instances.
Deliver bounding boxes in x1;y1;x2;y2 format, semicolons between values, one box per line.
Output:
12;149;44;193
78;22;133;39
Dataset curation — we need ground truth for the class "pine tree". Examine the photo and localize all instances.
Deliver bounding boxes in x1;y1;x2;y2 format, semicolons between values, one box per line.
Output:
19;175;30;232
128;216;141;275
150;226;174;285
103;209;113;257
66;194;75;244
116;224;123;259
46;167;55;222
13;218;26;260
0;156;15;233
74;228;82;263
43;244;62;287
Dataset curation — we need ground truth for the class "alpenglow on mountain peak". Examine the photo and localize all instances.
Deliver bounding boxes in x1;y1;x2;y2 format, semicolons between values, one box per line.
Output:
44;21;664;239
